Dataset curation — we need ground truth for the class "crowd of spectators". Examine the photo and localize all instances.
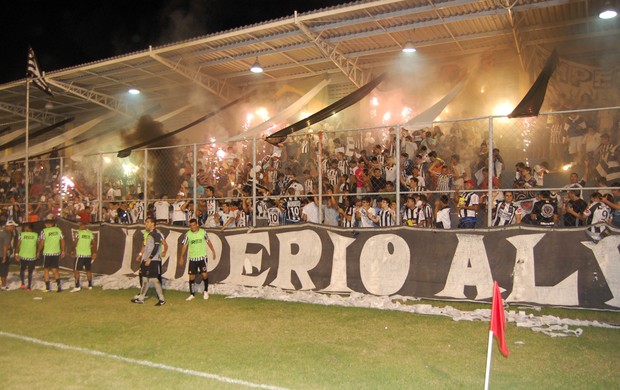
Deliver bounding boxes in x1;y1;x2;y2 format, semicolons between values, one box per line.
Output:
2;111;619;234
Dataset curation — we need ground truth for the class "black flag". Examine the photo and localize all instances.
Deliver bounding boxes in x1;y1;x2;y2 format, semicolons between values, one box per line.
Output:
508;50;558;118
265;73;387;145
27;47;55;97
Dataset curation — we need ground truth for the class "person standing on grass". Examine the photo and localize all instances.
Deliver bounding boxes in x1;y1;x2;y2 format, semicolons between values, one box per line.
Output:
133;225;168;301
16;223;38;290
132;217;166;306
179;218;216;301
37;219;65;293
0;220;18;290
71;222;97;292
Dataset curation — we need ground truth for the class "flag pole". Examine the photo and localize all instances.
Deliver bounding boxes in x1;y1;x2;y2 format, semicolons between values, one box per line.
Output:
484;329;494;390
25;74;30;222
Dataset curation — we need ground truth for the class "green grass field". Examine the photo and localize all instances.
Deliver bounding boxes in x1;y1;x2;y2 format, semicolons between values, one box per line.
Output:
0;287;619;389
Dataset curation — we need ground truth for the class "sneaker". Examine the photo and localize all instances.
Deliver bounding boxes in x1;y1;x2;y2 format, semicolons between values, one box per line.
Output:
131;298;144;304
71;287;81;293
186;294;195;301
27;288;31;291
203;291;209;300
155;300;166;306
88;286;93;290
42;289;50;293
20;284;26;289
1;286;8;291
57;288;62;293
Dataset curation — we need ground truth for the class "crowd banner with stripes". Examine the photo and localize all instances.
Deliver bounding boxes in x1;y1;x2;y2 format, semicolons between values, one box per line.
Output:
54;220;620;310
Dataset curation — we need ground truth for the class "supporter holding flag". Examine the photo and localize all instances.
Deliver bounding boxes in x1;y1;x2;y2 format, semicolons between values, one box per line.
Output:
584;192;612;243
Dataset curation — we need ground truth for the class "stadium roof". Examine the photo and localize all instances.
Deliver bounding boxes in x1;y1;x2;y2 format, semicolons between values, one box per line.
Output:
0;0;618;152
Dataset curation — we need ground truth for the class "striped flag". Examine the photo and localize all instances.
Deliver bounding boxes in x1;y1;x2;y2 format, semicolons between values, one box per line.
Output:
26;47;54;97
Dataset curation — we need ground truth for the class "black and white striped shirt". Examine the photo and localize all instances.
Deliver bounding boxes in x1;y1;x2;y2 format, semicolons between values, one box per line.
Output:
379;208;395;227
493;201;519;226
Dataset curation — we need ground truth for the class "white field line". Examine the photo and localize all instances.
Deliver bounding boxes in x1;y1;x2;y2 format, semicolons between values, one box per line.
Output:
0;330;289;390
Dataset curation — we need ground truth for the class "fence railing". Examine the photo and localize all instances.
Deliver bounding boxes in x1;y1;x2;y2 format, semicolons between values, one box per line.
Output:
1;106;618;228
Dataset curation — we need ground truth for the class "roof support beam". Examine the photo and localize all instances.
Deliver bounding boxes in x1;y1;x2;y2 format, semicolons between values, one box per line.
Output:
0;101;64;125
295;17;370;87
45;79;132;117
148;49;241;102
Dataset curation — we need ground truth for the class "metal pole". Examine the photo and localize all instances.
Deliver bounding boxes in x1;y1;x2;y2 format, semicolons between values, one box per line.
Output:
487;117;494;227
318;131;323;223
252;138;257;227
395;126;401;225
98;154;103;222
144;149;148;220
25;80;30;222
59;157;63;217
193;143;197;217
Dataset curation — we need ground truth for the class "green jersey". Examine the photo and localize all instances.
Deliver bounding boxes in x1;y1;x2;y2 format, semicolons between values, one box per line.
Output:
75;229;95;257
182;229;208;259
40;226;64;255
19;232;38;259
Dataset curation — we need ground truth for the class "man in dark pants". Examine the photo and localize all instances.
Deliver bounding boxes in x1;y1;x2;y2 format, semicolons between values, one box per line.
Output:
132;217;166;306
0;220;17;290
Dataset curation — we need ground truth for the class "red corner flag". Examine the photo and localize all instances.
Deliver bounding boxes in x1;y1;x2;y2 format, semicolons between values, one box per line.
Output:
490;281;509;357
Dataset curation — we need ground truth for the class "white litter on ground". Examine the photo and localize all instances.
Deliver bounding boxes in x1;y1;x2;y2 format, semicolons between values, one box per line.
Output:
6;274;619;338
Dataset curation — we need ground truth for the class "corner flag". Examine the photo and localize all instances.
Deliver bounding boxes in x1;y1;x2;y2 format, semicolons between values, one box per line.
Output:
27;47;54;97
490;281;509;357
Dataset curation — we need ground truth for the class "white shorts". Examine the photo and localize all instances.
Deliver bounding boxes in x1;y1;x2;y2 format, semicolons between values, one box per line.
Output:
568;136;583;154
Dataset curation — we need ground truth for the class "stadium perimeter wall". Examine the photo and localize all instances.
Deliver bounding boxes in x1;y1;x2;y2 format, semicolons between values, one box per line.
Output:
54;219;619;310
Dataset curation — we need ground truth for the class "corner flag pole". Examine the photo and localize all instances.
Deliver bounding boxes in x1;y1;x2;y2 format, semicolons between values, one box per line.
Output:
484;329;494;390
485;281;510;389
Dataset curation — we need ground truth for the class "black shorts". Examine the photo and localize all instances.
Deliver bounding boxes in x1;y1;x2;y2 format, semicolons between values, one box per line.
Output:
43;255;60;269
74;257;92;271
188;258;208;275
0;258;9;277
140;260;161;278
20;259;36;271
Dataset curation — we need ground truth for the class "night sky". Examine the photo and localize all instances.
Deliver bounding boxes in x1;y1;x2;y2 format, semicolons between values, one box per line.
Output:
1;0;346;84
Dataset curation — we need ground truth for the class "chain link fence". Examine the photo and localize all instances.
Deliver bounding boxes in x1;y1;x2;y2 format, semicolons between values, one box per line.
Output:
2;107;618;228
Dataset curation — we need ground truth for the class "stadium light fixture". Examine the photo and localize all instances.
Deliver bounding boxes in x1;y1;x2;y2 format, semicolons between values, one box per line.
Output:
250;57;264;73
402;40;416;53
128;88;140;95
599;1;618;19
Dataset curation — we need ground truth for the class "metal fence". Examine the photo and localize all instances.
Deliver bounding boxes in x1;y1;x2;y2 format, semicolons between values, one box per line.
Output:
2;106;618;228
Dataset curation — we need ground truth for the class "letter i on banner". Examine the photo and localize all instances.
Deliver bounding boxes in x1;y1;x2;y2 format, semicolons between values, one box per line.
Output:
484;281;509;390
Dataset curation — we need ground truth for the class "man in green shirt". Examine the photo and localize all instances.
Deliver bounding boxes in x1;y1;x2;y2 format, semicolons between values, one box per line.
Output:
71;222;97;292
180;218;216;301
0;220;17;290
16;223;38;290
37;219;65;292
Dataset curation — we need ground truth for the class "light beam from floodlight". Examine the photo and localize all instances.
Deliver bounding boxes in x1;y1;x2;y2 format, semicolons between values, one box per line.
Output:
250;57;263;73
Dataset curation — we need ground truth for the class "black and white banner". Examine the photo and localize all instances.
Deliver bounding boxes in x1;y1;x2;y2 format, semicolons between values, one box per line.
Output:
54;221;620;310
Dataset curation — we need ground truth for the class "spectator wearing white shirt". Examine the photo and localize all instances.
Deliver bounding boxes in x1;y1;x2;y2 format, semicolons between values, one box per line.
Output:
154;194;171;224
301;194;320;224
